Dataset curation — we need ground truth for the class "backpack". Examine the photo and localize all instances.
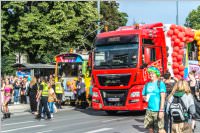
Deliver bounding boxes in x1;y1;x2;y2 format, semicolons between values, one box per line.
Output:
169;96;188;123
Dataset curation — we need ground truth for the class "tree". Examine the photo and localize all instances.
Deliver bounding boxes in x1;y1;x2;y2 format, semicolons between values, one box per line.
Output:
100;1;128;31
185;5;200;29
1;53;16;76
1;1;98;64
1;1;128;75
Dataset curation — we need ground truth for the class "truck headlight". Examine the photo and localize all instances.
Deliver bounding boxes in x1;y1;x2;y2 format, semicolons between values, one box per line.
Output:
130;92;140;98
93;92;99;97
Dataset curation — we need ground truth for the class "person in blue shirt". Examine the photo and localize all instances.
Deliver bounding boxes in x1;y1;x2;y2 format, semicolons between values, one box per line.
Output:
142;66;166;133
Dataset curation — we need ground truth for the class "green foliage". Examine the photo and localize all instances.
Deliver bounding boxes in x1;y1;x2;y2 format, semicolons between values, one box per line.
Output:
100;1;128;31
1;53;16;75
1;1;128;75
185;6;200;29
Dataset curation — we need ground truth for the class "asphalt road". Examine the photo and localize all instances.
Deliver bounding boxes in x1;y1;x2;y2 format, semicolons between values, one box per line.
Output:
1;108;147;133
1;108;200;133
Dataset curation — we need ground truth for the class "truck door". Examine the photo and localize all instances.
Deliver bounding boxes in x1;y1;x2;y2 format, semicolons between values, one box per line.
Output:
142;45;164;75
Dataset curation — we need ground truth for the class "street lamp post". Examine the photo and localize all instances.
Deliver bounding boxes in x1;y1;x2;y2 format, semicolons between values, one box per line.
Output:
176;0;179;25
97;0;100;34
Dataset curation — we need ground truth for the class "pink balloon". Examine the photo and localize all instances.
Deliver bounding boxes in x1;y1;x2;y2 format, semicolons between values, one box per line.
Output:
170;24;176;30
173;46;179;52
179;49;184;55
179;42;184;48
177;55;183;61
174;29;179;35
178;32;184;38
173;68;179;74
179;65;185;71
167;30;173;37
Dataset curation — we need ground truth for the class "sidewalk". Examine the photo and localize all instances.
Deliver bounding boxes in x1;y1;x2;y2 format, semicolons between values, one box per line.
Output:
8;104;75;116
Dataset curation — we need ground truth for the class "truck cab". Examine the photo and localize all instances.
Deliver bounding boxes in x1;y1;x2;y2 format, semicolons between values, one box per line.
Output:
91;23;168;113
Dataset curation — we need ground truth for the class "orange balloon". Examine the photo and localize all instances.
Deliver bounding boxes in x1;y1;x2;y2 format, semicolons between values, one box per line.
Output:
197;41;200;46
195;36;200;41
180;71;184;76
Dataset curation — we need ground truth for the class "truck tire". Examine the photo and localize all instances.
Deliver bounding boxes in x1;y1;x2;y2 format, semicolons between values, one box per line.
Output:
105;111;118;115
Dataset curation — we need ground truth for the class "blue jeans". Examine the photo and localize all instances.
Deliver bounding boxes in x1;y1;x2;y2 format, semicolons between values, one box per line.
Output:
14;89;19;103
48;102;55;113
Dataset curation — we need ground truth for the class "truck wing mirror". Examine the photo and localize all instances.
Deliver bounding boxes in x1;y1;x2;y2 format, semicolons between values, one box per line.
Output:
140;63;148;69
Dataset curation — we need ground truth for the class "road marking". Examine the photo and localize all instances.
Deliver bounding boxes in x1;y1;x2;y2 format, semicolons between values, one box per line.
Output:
102;117;128;123
84;128;113;133
2;121;35;126
1;125;45;133
36;130;53;133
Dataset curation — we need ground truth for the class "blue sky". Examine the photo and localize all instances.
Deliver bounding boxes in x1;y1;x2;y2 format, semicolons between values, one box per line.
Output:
117;0;200;26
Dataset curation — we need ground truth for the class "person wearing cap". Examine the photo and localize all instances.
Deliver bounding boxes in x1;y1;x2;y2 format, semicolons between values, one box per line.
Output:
142;66;166;133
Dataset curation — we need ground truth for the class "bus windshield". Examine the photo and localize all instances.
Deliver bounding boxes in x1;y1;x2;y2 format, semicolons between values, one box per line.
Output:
94;43;138;69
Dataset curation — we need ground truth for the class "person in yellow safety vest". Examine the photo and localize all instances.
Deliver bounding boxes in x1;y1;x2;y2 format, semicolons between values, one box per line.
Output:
84;72;91;107
35;76;51;120
55;79;64;109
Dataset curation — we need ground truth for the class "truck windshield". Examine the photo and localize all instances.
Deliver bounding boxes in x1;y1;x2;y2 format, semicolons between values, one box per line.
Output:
94;43;138;69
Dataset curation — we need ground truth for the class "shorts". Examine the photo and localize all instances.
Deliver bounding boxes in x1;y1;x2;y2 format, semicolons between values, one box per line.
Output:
56;94;62;100
144;110;164;131
4;96;11;105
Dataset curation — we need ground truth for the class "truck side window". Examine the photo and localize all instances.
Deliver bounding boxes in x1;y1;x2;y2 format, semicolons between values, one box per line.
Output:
150;48;156;61
142;47;145;64
142;39;154;45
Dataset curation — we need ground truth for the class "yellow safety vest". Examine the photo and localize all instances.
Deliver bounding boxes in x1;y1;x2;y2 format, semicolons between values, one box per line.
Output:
41;82;48;96
55;82;63;94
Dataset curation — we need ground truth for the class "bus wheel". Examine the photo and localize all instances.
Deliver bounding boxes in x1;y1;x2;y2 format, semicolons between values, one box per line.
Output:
105;111;118;115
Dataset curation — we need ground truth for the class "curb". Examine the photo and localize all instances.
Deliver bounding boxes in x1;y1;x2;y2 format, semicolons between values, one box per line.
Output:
9;106;75;116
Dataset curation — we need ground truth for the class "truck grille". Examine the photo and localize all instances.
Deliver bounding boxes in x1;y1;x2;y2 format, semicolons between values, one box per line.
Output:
98;74;131;86
101;90;128;106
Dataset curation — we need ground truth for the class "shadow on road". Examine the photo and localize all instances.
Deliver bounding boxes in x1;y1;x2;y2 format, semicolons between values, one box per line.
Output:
132;124;148;133
73;107;146;117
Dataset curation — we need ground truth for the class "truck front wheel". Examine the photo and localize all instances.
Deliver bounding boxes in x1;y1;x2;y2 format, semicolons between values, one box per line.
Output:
105;111;118;115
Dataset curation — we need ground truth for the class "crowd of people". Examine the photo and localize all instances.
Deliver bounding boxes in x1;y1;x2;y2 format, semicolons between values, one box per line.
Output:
143;67;200;133
0;74;90;120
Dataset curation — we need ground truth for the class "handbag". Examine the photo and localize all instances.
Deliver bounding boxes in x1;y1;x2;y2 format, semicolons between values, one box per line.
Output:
53;104;57;113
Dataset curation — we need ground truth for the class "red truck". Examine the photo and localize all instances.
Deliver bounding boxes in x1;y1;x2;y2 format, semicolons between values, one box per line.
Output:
91;23;194;114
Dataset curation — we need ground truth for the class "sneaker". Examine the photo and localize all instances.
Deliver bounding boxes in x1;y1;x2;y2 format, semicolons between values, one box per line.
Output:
51;114;53;118
35;115;41;120
46;117;52;120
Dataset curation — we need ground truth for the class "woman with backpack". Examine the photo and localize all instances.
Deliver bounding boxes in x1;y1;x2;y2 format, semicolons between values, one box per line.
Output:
166;79;196;133
163;72;177;133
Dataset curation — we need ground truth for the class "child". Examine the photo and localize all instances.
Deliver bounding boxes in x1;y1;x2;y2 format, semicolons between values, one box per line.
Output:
48;82;57;118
